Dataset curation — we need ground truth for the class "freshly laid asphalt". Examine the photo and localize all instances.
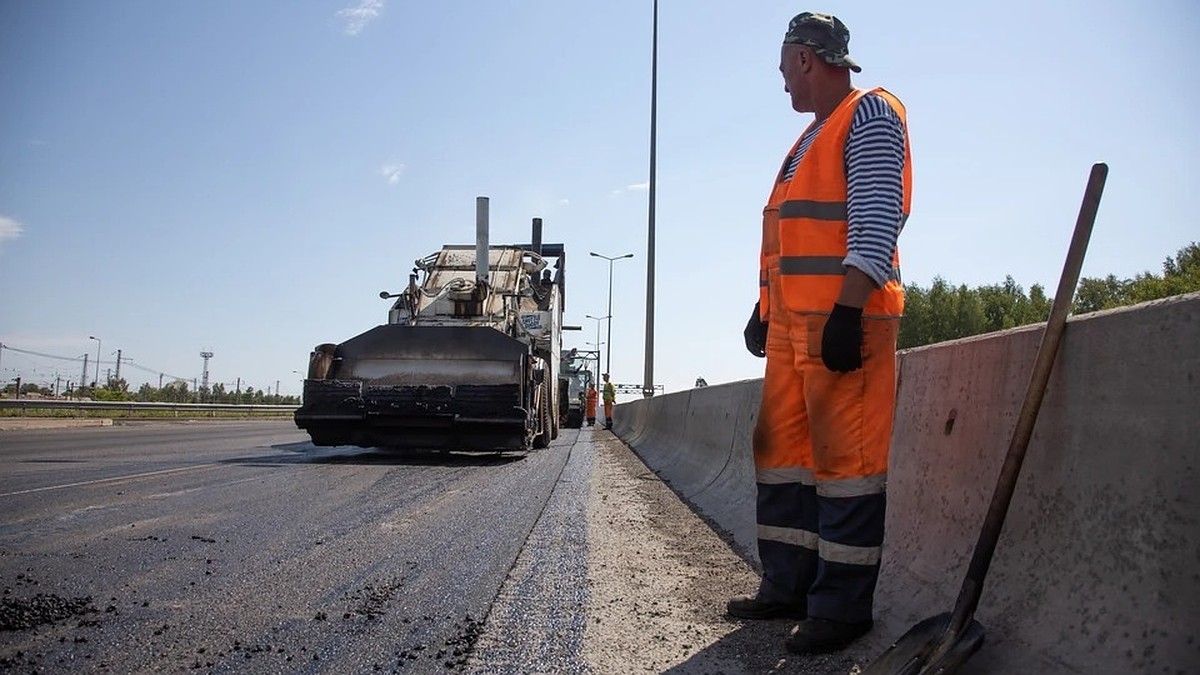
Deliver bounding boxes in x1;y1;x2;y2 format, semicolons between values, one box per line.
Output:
0;420;873;674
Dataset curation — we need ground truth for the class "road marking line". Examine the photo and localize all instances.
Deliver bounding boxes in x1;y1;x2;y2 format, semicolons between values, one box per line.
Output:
0;464;220;498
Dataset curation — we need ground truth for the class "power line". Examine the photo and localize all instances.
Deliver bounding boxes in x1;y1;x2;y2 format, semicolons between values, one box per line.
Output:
0;344;188;382
122;360;189;382
1;344;86;363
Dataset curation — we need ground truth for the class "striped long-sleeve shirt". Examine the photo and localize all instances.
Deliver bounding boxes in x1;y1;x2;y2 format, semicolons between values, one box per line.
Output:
780;92;907;288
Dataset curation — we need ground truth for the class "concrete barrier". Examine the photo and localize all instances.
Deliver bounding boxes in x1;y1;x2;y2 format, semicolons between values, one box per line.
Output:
0;418;114;431
614;380;762;559
613;292;1200;673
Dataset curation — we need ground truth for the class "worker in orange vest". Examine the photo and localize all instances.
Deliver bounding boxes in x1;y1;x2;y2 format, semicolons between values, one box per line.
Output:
585;384;599;427
727;12;912;656
601;373;616;430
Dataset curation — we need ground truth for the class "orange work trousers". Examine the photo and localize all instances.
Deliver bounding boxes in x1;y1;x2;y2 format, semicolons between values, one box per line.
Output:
752;268;898;622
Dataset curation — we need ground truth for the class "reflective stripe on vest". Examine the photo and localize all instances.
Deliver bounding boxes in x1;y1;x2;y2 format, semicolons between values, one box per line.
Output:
779;257;902;283
779;199;847;221
779;201;910;227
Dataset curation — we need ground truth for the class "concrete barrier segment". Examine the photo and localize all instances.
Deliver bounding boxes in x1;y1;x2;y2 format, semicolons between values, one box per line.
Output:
618;391;695;490
878;292;1200;673
613;292;1200;672
614;379;763;563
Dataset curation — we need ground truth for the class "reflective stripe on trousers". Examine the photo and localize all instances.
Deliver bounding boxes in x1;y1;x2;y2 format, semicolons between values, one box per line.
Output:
752;266;898;623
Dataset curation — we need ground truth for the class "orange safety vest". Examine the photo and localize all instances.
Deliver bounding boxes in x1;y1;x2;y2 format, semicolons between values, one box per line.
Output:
759;87;912;320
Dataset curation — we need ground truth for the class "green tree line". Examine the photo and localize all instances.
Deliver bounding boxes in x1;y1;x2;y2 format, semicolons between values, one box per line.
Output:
3;377;298;405
899;242;1199;349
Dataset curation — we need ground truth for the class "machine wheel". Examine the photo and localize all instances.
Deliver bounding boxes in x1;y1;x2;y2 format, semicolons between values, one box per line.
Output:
550;401;560;440
307;343;338;380
533;380;551;449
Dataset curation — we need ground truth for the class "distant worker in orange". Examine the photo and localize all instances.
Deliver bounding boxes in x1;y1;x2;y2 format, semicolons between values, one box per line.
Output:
729;12;913;656
601;373;616;430
585;384;599;427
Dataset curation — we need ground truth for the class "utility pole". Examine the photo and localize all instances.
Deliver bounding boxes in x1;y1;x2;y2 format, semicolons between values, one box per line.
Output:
81;354;89;390
236;377;241;405
275;379;280;402
114;349;122;382
159;373;164;389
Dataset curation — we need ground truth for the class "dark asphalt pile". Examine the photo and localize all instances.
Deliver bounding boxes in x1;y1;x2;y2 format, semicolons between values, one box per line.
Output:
0;593;97;632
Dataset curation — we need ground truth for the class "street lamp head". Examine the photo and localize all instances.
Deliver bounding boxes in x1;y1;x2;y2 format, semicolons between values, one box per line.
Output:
590;251;636;262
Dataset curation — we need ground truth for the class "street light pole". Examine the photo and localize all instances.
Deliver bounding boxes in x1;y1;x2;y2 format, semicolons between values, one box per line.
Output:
88;336;101;387
589;252;633;380
585;341;605;388
585;314;608;385
644;0;659;399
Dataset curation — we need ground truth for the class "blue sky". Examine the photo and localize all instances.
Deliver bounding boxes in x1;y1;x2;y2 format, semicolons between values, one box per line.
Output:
1;0;1197;397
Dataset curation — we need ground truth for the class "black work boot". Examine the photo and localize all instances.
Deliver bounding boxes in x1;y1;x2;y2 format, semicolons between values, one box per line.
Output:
725;595;806;620
784;618;874;654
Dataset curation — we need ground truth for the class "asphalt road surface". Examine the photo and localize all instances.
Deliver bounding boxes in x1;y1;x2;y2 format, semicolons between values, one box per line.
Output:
0;420;871;674
0;421;581;673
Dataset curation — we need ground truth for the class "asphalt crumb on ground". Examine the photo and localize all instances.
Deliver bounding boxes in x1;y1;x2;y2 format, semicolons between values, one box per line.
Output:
345;576;406;621
392;613;485;672
0;594;97;632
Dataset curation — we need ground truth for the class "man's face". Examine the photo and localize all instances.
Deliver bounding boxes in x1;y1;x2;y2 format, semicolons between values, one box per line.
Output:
779;44;813;113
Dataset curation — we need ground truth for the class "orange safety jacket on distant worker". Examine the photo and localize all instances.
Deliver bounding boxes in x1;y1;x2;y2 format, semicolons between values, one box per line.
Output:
585;388;598;418
758;87;911;321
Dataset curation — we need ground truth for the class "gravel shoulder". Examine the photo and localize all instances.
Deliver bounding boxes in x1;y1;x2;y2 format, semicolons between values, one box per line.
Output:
582;431;871;675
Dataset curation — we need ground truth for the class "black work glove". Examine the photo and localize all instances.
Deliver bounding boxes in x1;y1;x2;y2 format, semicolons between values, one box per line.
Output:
821;303;863;372
743;302;768;358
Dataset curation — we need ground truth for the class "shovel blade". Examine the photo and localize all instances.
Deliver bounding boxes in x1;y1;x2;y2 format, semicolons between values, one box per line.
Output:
861;613;985;675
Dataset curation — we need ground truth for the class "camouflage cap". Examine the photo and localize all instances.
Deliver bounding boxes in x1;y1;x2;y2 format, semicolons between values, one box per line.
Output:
783;12;862;73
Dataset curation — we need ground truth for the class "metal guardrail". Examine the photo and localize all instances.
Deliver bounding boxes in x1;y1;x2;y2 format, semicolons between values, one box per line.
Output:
0;400;298;415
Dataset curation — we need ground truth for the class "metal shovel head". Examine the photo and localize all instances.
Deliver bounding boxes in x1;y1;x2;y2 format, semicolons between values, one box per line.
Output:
861;613;985;675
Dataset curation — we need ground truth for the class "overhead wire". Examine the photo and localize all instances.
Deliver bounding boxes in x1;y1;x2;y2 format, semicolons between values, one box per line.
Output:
0;343;190;383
